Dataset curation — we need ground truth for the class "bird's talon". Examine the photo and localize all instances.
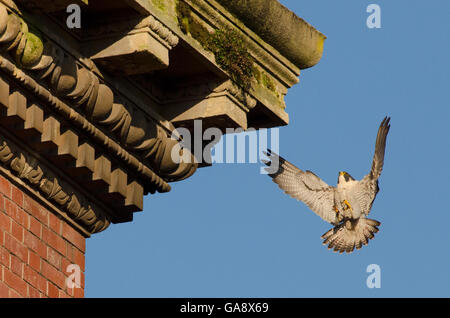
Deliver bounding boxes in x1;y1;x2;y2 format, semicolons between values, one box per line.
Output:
333;205;344;222
342;199;353;211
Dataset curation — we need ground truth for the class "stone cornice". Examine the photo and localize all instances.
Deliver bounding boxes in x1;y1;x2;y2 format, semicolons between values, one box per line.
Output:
0;1;197;186
9;0;324;130
126;0;325;70
216;0;326;70
0;0;326;234
0;0;200;233
10;0;326;128
138;0;310;88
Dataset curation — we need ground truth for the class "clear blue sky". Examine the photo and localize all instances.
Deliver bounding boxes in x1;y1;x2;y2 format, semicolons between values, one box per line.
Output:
85;0;450;297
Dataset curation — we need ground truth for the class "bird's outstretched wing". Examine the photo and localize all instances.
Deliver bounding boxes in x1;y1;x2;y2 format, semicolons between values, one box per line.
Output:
357;116;391;215
368;116;391;180
263;149;338;224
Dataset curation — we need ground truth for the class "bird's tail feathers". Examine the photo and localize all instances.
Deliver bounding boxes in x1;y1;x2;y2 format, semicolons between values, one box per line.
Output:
321;218;381;254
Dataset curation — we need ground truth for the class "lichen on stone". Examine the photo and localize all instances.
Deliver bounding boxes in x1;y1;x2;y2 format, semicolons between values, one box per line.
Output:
20;30;43;67
253;66;280;101
152;0;167;12
176;1;211;47
254;67;274;91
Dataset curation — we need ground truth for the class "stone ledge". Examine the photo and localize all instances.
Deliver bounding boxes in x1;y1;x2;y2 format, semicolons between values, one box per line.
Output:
216;0;326;69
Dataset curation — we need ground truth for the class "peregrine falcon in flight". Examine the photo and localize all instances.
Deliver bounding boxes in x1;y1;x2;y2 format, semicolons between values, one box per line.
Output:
263;117;390;253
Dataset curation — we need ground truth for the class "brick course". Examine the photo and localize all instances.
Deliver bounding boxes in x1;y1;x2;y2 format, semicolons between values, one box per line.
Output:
0;174;86;298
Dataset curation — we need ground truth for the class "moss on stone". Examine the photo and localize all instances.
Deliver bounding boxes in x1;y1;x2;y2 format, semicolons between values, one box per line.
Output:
206;29;253;89
176;1;190;33
176;1;254;90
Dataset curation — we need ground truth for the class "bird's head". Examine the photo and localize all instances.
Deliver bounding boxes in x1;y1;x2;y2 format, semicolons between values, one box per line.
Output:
338;171;355;184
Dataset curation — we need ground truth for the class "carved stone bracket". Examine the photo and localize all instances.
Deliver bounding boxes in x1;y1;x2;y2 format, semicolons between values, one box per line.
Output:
157;79;258;130
83;14;180;75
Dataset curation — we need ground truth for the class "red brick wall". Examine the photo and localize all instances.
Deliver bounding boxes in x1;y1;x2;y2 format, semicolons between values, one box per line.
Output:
0;174;86;298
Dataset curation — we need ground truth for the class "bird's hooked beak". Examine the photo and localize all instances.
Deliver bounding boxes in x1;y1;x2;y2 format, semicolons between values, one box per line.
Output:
338;171;354;183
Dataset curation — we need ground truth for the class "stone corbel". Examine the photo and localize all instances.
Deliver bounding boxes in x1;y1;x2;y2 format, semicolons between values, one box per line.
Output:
159;80;257;130
83;14;179;75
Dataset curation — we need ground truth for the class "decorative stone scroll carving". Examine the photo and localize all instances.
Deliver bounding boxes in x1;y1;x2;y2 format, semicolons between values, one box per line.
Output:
0;138;110;233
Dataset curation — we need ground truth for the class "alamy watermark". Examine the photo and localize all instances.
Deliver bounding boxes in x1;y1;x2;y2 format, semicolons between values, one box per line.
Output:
170;120;280;174
66;264;81;289
366;4;381;29
366;264;381;288
66;4;81;29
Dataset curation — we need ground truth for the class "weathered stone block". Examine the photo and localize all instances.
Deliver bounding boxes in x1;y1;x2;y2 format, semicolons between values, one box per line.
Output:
85;32;170;75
